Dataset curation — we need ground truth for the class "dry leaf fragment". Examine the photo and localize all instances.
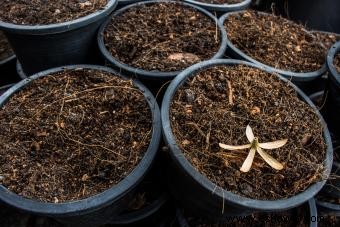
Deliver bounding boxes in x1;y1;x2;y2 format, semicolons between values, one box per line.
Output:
250;106;261;115
227;80;233;105
36;131;49;137
79;1;92;9
295;45;301;52
31;141;41;152
182;140;190;145
301;133;312;146
189;15;197;20
82;174;89;182
168;53;200;63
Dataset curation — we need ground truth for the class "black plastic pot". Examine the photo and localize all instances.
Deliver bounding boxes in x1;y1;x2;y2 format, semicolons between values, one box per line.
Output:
108;156;170;226
219;11;328;95
108;182;169;226
309;91;325;108
0;54;15;71
294;73;328;96
309;91;340;160
98;0;227;94
0;32;20;85
0;65;161;227
0;55;18;86
316;200;340;216
324;41;340;142
277;0;340;34
176;198;318;227
182;0;251;13
310;90;340;219
161;59;333;220
320;162;340;199
316;158;340;217
0;0;118;76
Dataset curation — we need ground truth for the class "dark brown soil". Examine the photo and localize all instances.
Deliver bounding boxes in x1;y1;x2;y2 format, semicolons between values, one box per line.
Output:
195;0;243;4
170;65;326;200
224;11;326;73
334;54;340;73
311;31;340;50
0;31;13;61
104;2;220;72
0;0;108;25
0;69;152;203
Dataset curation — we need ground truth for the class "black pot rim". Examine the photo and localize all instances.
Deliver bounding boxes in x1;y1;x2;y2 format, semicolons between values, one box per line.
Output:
0;54;15;66
0;0;118;35
0;83;14;93
309;198;317;227
309;91;325;102
326;41;340;87
182;0;251;12
219;11;328;82
16;60;27;79
97;0;227;80
319;161;340;199
0;64;161;216
161;59;333;211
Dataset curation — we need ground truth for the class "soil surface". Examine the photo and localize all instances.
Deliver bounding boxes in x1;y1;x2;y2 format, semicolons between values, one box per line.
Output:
0;0;108;25
0;31;14;61
104;2;220;72
334;53;340;73
170;65;326;200
312;31;340;50
224;11;326;73
0;69;152;203
195;0;243;4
